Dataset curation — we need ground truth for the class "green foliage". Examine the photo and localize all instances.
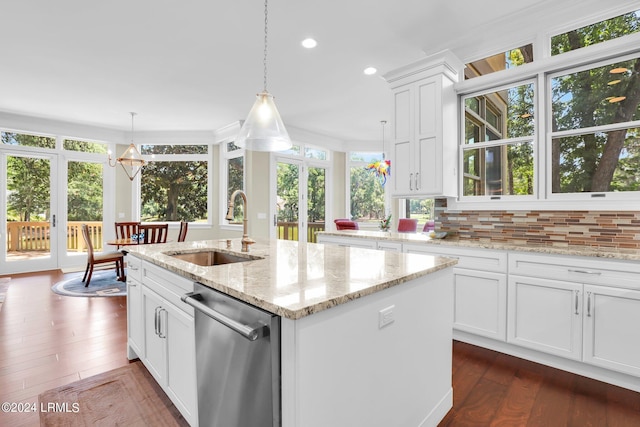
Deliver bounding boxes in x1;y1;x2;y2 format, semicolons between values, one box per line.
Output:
7;155;50;221
67;161;103;221
350;167;385;221
277;163;299;222
141;158;208;222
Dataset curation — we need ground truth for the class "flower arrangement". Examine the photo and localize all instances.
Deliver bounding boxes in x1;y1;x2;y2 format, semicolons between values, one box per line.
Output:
379;214;392;232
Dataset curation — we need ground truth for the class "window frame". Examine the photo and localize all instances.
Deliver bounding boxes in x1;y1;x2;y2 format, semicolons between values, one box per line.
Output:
137;143;211;225
452;12;640;211
458;78;538;202
219;139;245;230
346;150;391;229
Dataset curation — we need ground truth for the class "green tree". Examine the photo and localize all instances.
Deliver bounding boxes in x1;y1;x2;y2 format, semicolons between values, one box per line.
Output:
140;145;208;222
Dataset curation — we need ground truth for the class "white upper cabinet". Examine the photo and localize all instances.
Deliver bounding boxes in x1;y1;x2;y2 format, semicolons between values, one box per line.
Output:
384;50;463;198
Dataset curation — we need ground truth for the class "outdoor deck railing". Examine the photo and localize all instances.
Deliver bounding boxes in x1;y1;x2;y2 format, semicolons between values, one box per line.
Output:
277;221;325;243
6;221;105;253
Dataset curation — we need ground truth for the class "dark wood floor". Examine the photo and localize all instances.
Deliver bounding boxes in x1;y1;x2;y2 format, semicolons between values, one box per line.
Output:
0;270;638;426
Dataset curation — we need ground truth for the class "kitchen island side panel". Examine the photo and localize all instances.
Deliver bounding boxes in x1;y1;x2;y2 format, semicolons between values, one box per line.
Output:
280;267;454;427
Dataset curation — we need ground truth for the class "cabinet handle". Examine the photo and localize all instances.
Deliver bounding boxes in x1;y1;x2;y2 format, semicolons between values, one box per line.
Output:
568;269;601;275
154;306;160;336
409;173;413;191
158;308;167;339
128;265;139;271
127;278;136;286
574;290;579;315
587;292;592;317
415;172;419;191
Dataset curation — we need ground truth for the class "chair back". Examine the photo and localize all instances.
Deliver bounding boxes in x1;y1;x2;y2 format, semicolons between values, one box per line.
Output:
81;224;95;261
397;218;418;233
177;221;189;242
335;220;359;230
115;221;140;240
139;223;169;244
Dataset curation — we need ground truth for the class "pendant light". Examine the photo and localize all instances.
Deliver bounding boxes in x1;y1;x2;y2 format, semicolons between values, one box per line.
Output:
235;0;292;152
108;112;146;181
365;120;391;186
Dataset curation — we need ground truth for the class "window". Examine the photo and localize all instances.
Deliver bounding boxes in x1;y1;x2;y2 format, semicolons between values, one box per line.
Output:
2;131;55;149
462;82;535;197
139;144;209;222
221;141;244;222
550;55;640;194
402;198;434;231
465;44;533;79
349;152;387;224
457;9;640;207
551;9;640;55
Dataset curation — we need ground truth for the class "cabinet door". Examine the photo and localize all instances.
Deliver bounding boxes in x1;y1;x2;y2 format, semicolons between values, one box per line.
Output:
454;269;506;341
392;87;413;195
507;275;582;360
142;286;167;385
415;79;440;195
583;285;640;377
126;276;144;360
164;302;198;426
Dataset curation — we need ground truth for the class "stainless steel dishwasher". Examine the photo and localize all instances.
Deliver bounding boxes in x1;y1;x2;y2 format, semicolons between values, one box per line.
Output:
182;283;281;427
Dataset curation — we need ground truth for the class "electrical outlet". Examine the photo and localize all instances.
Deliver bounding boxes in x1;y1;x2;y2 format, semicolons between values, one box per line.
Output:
378;305;395;328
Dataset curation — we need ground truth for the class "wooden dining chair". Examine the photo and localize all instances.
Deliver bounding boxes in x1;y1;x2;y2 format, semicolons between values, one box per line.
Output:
177;221;189;242
139;223;169;244
81;224;124;287
115;221;140;248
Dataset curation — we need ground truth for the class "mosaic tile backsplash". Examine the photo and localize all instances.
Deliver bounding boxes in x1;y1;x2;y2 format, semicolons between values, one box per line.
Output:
436;207;640;249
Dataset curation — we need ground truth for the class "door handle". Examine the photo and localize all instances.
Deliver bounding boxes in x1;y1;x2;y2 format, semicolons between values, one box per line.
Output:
154;306;160;335
52;214;56;227
182;292;269;341
158;308;167;339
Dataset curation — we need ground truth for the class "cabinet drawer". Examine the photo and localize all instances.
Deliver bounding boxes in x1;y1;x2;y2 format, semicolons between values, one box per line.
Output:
126;254;143;282
142;261;194;316
377;241;403;252
403;244;507;273
509;253;640;290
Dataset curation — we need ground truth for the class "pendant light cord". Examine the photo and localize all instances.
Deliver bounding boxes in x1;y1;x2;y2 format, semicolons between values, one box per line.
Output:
130;112;137;144
263;0;269;92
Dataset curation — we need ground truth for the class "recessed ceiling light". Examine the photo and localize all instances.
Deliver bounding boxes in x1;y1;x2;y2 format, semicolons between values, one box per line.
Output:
301;38;317;49
364;67;377;75
607;79;621;85
608;96;626;103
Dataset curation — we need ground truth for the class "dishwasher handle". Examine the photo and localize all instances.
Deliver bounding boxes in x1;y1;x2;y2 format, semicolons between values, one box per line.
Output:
181;292;269;341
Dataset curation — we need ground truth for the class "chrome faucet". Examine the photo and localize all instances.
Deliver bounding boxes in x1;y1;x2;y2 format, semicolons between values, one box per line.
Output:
225;190;255;252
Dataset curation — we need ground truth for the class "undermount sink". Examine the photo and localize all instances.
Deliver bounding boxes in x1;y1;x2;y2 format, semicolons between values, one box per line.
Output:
167;250;259;266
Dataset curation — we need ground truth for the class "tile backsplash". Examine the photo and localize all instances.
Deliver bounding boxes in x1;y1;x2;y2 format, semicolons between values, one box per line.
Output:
436;204;640;249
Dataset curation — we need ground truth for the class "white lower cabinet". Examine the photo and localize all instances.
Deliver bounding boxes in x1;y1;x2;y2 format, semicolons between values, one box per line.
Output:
127;256;198;427
404;244;507;341
508;253;640;379
583;285;640;377
507;275;583;360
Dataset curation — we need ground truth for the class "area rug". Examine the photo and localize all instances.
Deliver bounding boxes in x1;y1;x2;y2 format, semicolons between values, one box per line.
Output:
39;361;188;426
51;270;126;297
0;277;10;312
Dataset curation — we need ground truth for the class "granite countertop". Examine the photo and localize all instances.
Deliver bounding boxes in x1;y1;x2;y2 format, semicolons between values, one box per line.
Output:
318;230;640;261
126;238;457;320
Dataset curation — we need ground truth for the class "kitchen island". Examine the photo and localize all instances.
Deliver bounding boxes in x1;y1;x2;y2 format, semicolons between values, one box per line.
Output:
125;238;457;427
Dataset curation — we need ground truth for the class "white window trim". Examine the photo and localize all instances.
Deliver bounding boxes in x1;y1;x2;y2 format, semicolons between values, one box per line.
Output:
451;24;640;211
219;140;245;230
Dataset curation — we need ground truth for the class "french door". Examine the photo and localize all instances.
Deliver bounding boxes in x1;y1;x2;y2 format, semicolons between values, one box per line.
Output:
274;158;326;243
1;151;59;274
2;148;110;275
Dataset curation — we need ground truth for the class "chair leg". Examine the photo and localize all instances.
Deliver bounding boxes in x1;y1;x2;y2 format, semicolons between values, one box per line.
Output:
82;263;90;283
85;264;94;287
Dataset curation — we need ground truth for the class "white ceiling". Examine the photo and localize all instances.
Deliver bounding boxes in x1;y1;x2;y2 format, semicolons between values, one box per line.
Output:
0;0;635;143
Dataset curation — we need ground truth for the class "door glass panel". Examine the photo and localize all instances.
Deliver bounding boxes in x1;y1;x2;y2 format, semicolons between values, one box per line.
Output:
276;162;299;241
307;167;325;242
5;154;52;263
67;160;104;256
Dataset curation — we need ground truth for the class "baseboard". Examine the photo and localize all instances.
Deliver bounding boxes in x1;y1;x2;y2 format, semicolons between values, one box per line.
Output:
419;387;453;427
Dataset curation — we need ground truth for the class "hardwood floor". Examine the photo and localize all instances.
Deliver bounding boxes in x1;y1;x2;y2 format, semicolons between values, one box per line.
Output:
0;270;130;427
0;270;638;426
440;341;640;426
